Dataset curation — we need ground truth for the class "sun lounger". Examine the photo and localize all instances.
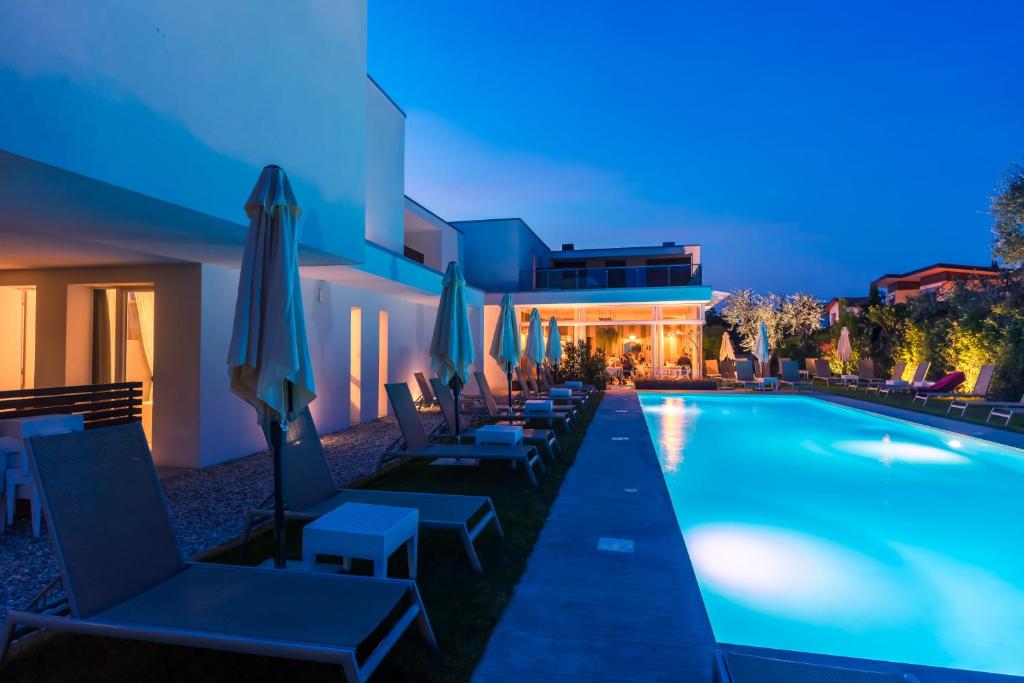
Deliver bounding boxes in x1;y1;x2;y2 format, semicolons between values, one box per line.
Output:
911;371;967;406
846;359;875;389
779;361;812;391
412;371;438;411
514;367;578;426
944;365;997;415
704;359;720;379
473;371;573;433
731;359;761;389
0;423;435;681
385;383;544;487
430;378;559;461
863;361;906;393
878;361;931;398
241;407;504;573
812;359;845;386
540;367;595;396
986;395;1024;425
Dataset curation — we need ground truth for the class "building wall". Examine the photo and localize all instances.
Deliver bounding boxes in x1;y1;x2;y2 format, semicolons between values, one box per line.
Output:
455;219;551;292
0;0;369;262
365;79;406;255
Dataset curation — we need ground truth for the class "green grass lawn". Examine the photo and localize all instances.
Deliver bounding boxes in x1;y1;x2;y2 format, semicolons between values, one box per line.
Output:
812;383;1024;435
3;396;602;683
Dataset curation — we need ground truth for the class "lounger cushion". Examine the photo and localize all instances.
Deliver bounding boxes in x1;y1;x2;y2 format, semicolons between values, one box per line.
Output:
919;371;965;393
299;489;487;523
92;564;410;649
411;444;534;461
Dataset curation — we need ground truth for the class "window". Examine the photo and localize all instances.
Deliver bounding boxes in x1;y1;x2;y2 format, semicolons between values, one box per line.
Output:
378;310;389;417
350;307;362;423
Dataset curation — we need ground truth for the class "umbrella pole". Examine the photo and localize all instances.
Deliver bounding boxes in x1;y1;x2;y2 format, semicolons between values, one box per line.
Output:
450;375;463;442
506;362;514;424
271;418;286;569
271;384;293;570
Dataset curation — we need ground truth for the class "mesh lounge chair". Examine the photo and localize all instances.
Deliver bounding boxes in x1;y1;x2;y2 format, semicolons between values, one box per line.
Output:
385;383;544;487
430;378;559;461
540;366;595;396
911;371;967;406
878;361;931;398
846;359;875;389
473;371;572;433
241;407;504;573
0;423;435;681
945;364;997;415
413;372;437;411
514;367;578;427
732;360;761;389
863;361;906;394
986;395;1024;425
779;361;812;391
812;359;844;386
717;359;737;388
704;359;720;378
536;374;590;410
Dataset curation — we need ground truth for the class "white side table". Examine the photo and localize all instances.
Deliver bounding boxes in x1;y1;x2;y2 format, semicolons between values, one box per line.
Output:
475;425;523;446
302;503;419;578
841;374;859;387
0;414;84;536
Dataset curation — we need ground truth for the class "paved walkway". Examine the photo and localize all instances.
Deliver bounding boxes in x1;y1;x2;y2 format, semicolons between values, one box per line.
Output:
473;389;716;682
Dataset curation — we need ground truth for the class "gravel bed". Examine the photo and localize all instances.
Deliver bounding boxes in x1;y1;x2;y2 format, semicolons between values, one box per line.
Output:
0;412;441;626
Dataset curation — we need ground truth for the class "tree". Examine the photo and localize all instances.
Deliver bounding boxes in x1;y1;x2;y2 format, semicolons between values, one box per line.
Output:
721;290;821;353
781;293;824;338
991;162;1024;267
719;289;761;351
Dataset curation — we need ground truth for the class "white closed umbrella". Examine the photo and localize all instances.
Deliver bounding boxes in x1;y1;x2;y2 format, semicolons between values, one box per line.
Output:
753;321;771;376
837;326;852;373
523;307;546;383
719;332;736;362
489;292;520;421
546;317;562;381
429;261;476;435
228;165;316;568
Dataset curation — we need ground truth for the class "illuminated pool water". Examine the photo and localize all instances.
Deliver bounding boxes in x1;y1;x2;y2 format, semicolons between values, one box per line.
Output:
639;393;1024;677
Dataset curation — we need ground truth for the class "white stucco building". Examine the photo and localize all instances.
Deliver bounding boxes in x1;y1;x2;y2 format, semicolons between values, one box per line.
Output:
0;1;716;470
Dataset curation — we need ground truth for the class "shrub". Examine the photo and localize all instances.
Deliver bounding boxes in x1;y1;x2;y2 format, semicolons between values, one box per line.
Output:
561;339;609;389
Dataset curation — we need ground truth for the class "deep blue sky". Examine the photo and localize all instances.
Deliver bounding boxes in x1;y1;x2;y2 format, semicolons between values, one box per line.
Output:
368;1;1024;297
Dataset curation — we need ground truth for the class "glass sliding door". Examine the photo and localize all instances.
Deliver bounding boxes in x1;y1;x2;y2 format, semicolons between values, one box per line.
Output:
92;287;155;443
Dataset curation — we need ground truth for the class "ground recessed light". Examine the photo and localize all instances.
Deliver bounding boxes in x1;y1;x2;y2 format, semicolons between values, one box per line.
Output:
597;537;635;553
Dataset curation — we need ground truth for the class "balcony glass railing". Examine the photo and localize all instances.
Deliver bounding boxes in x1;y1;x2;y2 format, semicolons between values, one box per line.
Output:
521;264;702;290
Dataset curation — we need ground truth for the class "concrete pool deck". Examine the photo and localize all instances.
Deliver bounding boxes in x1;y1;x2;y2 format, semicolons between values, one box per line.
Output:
472;388;717;682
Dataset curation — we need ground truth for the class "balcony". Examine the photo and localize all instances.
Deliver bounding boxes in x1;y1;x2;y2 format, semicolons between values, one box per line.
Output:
522;264;702;291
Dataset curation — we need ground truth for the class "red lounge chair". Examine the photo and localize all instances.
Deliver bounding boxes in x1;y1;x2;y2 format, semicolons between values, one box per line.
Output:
911;371;966;406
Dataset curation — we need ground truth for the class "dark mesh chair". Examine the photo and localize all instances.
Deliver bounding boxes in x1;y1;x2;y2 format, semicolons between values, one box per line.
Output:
429;377;559;461
476;372;572;432
0;422;435;681
384;383;543;487
244;407;504;573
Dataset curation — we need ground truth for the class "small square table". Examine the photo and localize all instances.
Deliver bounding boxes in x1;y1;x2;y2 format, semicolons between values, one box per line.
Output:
475;424;522;446
841;374;859;387
758;377;780;392
302;503;418;578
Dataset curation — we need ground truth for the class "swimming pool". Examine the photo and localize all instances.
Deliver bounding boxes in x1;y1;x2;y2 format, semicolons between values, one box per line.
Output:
639;392;1024;677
